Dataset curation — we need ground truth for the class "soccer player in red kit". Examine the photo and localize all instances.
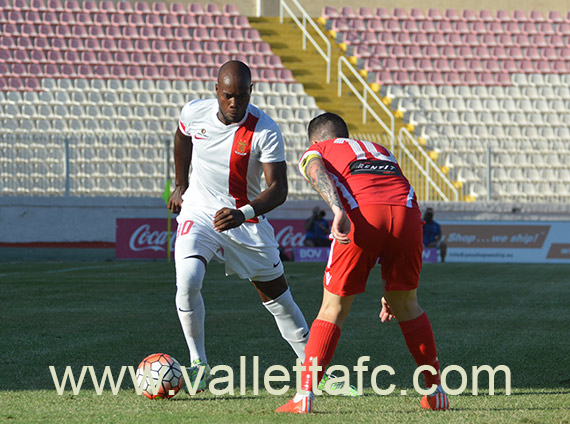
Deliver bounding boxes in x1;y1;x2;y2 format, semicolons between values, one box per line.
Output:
276;113;449;413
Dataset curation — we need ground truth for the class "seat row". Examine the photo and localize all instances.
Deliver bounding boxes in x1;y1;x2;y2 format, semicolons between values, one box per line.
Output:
351;43;570;62
364;57;569;74
344;32;570;50
0;103;319;122
0;63;295;82
371;70;512;86
3;90;314;107
330;17;570;36
407;110;570;126
0;78;306;98
419;124;570;139
0;24;262;42
397;96;570;113
1;50;282;70
381;81;570;100
0;0;239;17
1;34;270;54
426;138;570;152
322;6;570;24
0;11;249;29
37;77;305;95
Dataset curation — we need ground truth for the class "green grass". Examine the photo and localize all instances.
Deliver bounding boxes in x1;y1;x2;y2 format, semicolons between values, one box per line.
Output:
1;258;569;423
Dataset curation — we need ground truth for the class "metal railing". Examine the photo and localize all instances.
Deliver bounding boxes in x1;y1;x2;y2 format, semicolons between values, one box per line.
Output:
337;57;458;201
398;128;459;201
275;2;455;201
0;133;170;197
351;131;457;202
337;56;395;147
279;0;331;83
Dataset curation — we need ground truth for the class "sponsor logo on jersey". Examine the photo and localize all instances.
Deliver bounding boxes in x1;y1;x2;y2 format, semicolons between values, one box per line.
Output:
194;128;209;140
349;159;402;176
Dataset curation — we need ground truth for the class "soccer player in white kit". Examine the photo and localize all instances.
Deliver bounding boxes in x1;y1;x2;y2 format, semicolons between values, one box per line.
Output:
167;61;309;390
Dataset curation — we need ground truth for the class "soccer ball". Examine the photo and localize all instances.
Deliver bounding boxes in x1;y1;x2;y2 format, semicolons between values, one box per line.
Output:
136;353;184;399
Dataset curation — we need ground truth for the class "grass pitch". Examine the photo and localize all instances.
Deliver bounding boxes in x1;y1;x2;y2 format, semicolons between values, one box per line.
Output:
1;255;569;423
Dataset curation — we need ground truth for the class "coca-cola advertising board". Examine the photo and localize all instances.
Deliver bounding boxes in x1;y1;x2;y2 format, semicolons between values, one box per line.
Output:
269;219;306;255
116;218;306;259
116;218;177;259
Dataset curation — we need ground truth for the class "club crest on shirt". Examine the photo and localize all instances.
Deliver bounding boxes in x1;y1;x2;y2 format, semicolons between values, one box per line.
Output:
234;139;249;156
194;128;209;140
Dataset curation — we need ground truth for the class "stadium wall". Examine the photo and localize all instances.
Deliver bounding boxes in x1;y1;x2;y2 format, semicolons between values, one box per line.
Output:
1;197;569;244
0;197;325;243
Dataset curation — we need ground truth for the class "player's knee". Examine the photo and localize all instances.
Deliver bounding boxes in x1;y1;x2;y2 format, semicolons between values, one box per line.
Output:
175;257;206;297
385;290;418;313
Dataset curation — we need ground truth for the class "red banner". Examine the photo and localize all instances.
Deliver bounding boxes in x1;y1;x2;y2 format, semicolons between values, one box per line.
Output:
116;218;177;259
270;219;306;255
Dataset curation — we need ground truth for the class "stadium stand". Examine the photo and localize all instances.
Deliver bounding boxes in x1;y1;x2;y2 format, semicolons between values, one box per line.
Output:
0;0;322;197
321;6;570;202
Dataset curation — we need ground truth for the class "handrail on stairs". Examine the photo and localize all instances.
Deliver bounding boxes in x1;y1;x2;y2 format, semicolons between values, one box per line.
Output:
279;0;331;83
399;127;459;201
337;56;395;148
275;1;457;202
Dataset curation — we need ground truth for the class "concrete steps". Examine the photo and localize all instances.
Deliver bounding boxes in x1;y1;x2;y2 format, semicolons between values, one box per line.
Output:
250;17;461;201
250;17;404;136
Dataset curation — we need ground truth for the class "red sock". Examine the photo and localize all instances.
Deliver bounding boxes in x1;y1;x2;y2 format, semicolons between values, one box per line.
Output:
301;319;341;392
398;312;441;388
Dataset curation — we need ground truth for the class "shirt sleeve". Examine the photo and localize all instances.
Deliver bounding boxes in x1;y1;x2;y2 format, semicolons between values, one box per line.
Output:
257;118;285;163
298;147;322;181
178;101;197;136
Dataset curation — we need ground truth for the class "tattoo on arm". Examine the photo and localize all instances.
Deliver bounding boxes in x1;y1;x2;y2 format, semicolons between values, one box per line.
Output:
305;157;344;212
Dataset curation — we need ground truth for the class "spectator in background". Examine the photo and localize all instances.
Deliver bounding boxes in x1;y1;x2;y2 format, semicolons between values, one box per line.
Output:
304;206;331;247
422;207;447;263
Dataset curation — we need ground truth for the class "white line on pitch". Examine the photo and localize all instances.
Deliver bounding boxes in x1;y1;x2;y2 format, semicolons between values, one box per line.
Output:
0;263;131;277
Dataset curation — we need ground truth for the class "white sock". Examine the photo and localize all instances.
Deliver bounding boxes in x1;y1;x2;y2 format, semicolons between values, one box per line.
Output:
263;288;309;361
175;257;207;364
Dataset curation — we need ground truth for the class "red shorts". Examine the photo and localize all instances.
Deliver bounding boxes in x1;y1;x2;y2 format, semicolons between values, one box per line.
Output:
323;204;422;296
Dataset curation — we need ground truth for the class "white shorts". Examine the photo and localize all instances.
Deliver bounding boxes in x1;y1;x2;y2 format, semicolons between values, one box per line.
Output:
175;208;284;282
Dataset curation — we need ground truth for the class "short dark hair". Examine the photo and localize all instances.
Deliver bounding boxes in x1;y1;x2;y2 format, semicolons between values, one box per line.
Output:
307;112;349;142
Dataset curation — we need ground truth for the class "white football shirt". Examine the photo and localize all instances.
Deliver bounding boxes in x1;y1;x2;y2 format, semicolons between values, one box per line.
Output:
178;98;285;213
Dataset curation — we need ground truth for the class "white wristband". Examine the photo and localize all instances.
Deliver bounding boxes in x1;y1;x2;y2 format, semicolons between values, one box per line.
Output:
238;204;256;221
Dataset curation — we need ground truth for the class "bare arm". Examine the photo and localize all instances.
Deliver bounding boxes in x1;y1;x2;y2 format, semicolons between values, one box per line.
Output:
213;161;288;232
167;128;193;214
304;156;351;244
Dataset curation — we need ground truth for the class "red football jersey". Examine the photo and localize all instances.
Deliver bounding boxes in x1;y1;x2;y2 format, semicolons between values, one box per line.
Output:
299;138;418;210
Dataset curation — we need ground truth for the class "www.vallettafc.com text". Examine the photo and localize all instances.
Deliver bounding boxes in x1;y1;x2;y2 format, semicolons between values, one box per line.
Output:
49;356;511;397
